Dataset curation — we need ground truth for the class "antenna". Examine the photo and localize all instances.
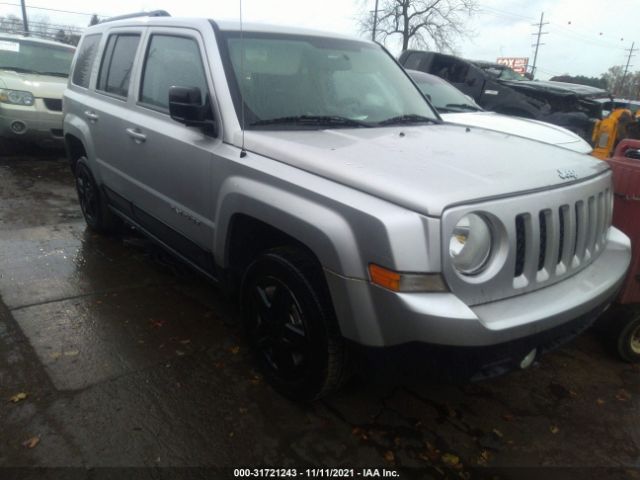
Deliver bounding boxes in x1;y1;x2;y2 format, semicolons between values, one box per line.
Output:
239;0;247;158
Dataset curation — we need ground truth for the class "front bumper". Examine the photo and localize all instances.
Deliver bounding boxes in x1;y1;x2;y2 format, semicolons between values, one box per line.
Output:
325;227;631;348
349;301;608;382
0;99;64;146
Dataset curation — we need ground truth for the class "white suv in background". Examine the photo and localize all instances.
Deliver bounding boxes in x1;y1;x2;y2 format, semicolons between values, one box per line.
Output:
0;34;75;147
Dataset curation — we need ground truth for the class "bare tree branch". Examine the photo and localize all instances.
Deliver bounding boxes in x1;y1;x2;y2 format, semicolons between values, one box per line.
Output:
359;0;477;52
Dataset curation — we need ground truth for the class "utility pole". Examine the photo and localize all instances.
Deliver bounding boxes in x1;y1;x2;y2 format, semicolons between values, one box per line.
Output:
20;0;29;35
620;41;637;96
371;0;380;42
530;12;548;79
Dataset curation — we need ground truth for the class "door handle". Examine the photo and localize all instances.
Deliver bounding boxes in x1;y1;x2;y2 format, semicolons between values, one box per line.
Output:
126;128;147;144
84;110;99;122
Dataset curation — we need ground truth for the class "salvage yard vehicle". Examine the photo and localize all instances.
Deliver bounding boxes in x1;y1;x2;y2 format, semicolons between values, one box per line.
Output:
591;107;640;160
63;12;631;401
0;34;75;147
597;139;640;362
407;69;592;154
399;51;610;141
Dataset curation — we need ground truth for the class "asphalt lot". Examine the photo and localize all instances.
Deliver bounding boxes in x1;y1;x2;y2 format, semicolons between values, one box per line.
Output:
0;141;639;479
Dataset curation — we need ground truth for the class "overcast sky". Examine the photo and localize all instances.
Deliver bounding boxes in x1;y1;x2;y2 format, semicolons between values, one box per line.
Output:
1;0;636;80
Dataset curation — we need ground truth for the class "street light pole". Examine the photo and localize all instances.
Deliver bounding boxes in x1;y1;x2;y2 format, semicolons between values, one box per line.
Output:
530;12;548;79
621;41;637;96
20;0;29;35
372;0;379;42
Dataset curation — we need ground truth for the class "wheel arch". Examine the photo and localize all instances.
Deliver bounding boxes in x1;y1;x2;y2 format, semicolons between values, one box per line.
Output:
63;114;96;175
215;178;365;282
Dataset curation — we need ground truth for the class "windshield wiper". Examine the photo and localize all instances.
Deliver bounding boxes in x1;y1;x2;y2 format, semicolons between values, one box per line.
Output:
37;71;68;78
0;67;67;77
0;66;38;74
445;103;481;111
250;115;373;128
377;114;438;126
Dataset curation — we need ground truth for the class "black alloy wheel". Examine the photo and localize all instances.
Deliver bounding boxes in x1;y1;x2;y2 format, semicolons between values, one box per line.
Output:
241;247;350;401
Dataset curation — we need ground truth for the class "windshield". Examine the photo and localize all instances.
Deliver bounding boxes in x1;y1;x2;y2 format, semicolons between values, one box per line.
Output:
219;31;438;128
0;38;74;77
409;72;481;113
481;65;526;81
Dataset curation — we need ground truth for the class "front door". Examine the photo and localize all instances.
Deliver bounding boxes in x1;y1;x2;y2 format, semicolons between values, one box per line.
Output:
123;28;221;274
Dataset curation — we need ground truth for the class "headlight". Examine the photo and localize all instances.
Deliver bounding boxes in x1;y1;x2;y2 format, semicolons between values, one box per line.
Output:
449;213;492;275
0;89;35;106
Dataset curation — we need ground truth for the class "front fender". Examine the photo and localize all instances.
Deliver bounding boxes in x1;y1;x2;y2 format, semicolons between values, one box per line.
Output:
214;176;364;278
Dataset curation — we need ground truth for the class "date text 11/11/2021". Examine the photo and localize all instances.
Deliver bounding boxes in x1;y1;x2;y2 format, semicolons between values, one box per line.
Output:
233;468;400;478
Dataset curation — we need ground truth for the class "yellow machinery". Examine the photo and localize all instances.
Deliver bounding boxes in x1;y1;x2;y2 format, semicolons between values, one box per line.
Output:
592;109;640;159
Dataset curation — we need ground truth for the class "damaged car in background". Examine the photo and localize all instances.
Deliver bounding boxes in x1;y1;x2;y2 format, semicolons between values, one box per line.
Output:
406;69;592;154
399;50;610;141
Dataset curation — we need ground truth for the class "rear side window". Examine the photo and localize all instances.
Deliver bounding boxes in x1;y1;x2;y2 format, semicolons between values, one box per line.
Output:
139;35;208;111
97;34;140;98
72;34;101;88
403;53;423;70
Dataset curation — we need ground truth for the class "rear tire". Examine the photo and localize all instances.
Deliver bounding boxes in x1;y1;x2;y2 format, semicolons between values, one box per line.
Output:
74;157;120;235
240;247;351;401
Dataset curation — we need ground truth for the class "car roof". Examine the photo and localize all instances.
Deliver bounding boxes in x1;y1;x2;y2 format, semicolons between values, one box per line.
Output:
0;33;75;50
85;16;367;42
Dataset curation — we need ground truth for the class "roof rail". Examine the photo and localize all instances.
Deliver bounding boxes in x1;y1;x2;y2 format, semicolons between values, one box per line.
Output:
100;10;171;24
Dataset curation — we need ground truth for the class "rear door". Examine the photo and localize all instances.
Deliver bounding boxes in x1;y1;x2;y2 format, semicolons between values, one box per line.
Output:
89;29;145;208
123;27;221;273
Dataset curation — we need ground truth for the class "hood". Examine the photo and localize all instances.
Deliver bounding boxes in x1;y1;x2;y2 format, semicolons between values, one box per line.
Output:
242;124;608;217
500;79;608;98
441;111;592;154
0;70;67;98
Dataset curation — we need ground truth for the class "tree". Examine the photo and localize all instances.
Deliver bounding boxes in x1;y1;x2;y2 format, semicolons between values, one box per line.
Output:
0;14;23;34
359;0;478;52
89;14;99;26
600;66;640;98
0;14;81;45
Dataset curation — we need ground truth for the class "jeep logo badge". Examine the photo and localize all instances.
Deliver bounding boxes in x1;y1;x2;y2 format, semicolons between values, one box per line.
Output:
557;168;578;181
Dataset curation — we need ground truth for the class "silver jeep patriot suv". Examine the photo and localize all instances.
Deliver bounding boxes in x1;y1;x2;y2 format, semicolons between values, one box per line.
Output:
63;12;631;400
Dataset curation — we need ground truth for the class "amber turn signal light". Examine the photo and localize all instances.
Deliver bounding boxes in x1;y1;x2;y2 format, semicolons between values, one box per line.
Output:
368;264;447;292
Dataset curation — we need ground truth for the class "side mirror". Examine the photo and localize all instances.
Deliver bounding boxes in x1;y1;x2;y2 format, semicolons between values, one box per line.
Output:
169;86;217;135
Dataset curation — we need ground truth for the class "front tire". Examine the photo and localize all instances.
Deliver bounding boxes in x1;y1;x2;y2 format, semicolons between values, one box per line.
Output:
74;158;120;234
240;247;350;401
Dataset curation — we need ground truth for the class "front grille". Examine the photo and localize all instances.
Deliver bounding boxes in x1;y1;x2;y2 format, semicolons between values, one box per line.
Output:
442;171;613;306
515;215;526;277
513;187;611;284
43;98;62;111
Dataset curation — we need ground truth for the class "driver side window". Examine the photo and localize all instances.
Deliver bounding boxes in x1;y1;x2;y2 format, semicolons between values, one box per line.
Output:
139;34;209;111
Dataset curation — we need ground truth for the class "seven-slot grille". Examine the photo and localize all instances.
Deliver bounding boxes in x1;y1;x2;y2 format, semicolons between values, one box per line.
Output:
441;171;613;307
513;186;612;287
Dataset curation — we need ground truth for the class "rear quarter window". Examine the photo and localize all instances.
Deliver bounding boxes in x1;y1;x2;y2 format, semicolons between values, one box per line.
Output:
72;34;101;88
